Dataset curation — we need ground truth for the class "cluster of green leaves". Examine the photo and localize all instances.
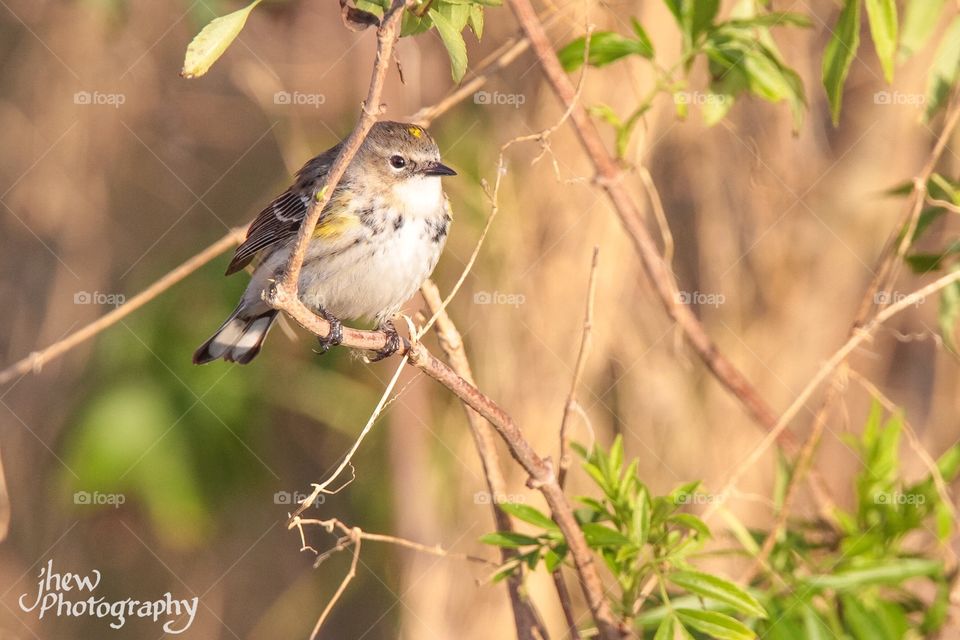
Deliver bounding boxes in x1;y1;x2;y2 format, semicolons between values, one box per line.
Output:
181;0;493;83
482;407;958;639
823;0;960;123
886;173;960;350
355;0;494;81
557;0;810;157
751;403;960;638
482;437;768;639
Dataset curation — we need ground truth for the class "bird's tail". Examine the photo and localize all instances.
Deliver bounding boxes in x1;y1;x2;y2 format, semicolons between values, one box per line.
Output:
193;304;278;365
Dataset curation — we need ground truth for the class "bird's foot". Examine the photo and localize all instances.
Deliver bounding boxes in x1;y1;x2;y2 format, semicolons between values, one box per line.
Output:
315;306;343;354
367;320;401;362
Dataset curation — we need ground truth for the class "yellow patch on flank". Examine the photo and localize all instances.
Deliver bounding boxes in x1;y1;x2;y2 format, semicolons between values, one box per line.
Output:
408;126;423;139
312;213;359;239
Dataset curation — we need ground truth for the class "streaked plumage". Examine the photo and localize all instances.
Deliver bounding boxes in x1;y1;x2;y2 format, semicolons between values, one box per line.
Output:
194;121;455;365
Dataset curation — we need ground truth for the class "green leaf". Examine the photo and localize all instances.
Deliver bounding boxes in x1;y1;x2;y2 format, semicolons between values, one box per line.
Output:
667;513;712;539
938;267;960;352
479;532;539;548
581;522;631;547
840;595;893;640
181;0;262;79
558;31;653;72
434;0;470;33
821;0;862;125
630;18;655;58
401;11;433;37
801;604;832;640
924;17;960;121
665;0;720;52
865;0;898;82
937;441;960;480
669;570;767;618
900;0;947;59
726;13;813;29
468;4;484;39
498;503;558;530
705;28;806;129
544;545;567;571
676;609;756;640
803;558;942;590
653;614;678;640
429;8;468;82
632;486;650;547
905;239;960;273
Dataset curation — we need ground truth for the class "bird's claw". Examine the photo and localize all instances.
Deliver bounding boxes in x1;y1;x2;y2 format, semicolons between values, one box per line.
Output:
368;321;400;362
315;307;343;354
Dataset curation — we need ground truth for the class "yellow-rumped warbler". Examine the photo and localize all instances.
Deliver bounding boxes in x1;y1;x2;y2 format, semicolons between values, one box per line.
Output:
193;121;456;365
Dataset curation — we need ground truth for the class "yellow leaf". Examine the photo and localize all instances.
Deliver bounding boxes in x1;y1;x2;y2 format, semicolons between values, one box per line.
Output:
181;0;262;79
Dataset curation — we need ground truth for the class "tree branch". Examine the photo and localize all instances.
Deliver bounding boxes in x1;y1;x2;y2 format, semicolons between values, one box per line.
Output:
503;0;786;442
421;280;550;640
0;227;247;386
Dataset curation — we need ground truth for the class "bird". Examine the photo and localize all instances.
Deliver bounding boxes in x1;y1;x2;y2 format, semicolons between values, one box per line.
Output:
193;121;456;365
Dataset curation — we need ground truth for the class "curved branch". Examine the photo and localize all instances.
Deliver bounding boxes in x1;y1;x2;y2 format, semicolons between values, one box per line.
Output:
504;0;786;440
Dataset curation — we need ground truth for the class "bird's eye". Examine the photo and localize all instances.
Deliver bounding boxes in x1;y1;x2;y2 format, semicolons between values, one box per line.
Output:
389;155;406;169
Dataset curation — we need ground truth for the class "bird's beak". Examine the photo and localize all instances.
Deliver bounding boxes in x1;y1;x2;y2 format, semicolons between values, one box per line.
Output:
422;161;457;177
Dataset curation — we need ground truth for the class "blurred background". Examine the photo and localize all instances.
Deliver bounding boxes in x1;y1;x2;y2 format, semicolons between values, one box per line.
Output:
1;0;959;637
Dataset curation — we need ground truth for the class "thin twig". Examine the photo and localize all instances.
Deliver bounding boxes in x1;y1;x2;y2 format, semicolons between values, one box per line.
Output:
298;517;496;566
504;0;785;441
267;0;407;328
287;357;406;524
309;526;361;640
404;340;628;640
549;250;599;640
559;247;599;489
0;228;246;386
411;9;556;128
739;385;838;584
420;281;550;640
704;268;960;522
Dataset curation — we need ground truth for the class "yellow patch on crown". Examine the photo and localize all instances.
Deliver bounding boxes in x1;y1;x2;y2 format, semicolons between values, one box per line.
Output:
408;126;423;139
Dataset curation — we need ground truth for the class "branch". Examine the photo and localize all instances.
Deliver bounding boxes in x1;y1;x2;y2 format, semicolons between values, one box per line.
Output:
0;227;246;386
0;0;531;388
558;247;599;489
309;525;361;640
267;0;405;324
503;0;786;441
420;281;550;640
704;267;960;521
856;94;960;325
403;341;627;639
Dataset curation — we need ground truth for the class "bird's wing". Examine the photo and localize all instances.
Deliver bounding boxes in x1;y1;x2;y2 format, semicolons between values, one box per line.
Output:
225;144;342;275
